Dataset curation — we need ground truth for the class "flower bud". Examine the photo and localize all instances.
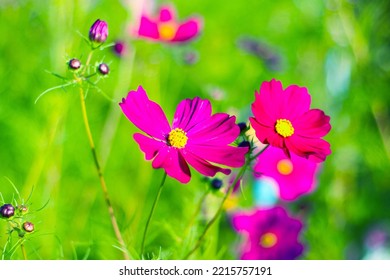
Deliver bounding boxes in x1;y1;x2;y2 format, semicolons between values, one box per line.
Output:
18;205;28;215
113;41;126;57
0;204;15;218
98;63;109;75
238;141;251;148
68;58;81;70
183;51;199;65
89;19;108;43
211;178;223;190
23;222;34;233
238;122;247;133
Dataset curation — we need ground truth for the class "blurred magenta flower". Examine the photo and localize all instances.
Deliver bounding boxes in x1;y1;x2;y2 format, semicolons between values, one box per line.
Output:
89;19;108;43
232;206;304;260
250;79;331;162
136;5;202;43
113;40;127;56
254;146;319;201
119;86;248;183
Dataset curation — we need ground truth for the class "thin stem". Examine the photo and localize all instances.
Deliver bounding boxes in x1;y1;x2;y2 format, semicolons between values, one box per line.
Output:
183;165;247;259
78;87;130;260
20;242;27;260
183;188;210;237
84;50;94;72
183;144;269;259
140;172;167;258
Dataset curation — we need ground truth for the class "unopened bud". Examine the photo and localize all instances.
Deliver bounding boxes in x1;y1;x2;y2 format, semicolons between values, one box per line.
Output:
238;141;250;148
89;19;108;44
68;58;81;70
23;222;35;233
238;122;247;133
211;178;223;190
18;205;28;215
113;41;126;57
98;63;109;75
0;204;15;218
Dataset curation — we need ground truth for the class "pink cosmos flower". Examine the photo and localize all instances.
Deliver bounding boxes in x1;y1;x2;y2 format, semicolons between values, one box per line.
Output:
136;5;202;43
232;206;304;260
250;79;331;162
254;146;319;201
119;86;248;184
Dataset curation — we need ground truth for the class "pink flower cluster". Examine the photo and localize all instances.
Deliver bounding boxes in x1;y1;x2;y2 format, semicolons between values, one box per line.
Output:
119;4;332;260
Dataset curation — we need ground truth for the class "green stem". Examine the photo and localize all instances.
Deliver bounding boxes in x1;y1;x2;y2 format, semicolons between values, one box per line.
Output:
140;172;167;258
183;144;269;259
76;49;130;259
183;188;210;237
183;165;247;259
20;242;27;260
78;87;130;260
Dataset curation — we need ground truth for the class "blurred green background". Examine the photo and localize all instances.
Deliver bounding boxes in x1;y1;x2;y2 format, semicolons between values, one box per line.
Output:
1;0;390;259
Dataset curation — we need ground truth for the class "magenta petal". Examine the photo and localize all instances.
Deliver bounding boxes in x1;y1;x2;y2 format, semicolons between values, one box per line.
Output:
257;79;285;118
188;114;240;145
172;97;211;131
182;149;231;177
133;133;165;160
232;212;253;231
172;19;201;42
294;109;331;138
251;92;276;126
159;6;175;22
282;85;311;120
138;16;159;39
186;144;247;168
120;86;171;139
255;146;318;201
250;117;285;148
286;135;331;162
152;147;191;184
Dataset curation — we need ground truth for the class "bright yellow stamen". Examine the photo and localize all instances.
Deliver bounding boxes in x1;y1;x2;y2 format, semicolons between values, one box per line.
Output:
158;22;177;40
277;159;293;175
259;232;278;248
168;128;188;148
275;119;294;137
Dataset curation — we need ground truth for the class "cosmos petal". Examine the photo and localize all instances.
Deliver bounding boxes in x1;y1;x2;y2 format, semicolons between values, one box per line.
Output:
188;113;240;145
133;133;165;160
186;144;247;168
172;97;212;131
286;135;331;162
120;86;171;139
182;150;231;177
159;5;175;22
293;109;331;138
172;19;201;42
152;147;191;184
137;16;160;39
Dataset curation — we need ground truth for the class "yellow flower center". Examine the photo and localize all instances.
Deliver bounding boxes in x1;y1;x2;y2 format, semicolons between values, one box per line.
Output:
259;232;278;248
167;128;188;148
275;119;294;137
158;22;177;41
277;159;293;175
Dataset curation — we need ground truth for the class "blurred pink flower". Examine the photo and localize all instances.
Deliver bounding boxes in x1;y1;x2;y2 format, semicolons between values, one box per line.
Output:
254;146;319;201
136;5;202;43
119;86;248;184
232;206;304;260
250;79;331;162
113;41;127;56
